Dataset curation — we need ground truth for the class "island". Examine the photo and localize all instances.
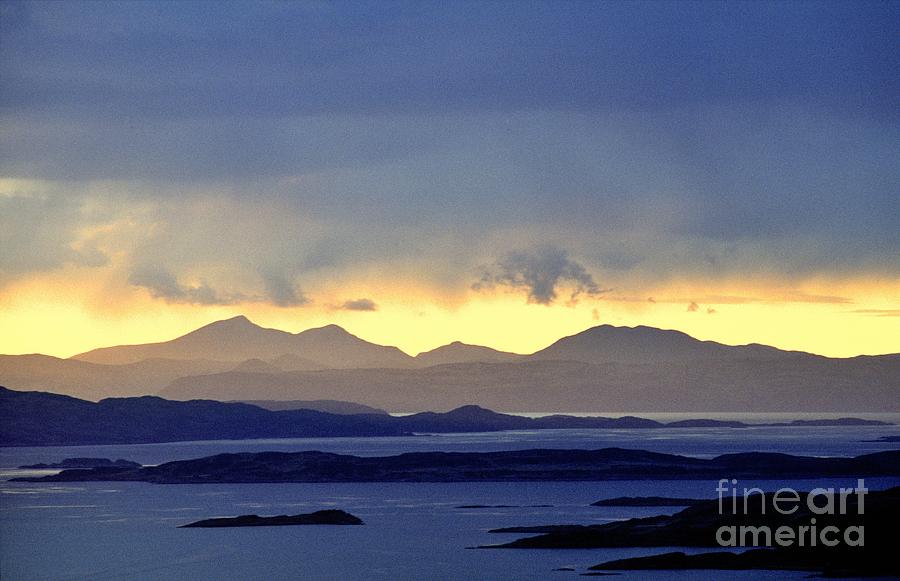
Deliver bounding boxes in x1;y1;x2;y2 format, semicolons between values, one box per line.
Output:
2;386;892;447
865;435;900;443
482;487;899;577
12;448;900;484
180;509;363;528
18;458;141;470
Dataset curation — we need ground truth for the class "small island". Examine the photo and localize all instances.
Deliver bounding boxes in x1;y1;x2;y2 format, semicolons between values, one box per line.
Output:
865;435;900;443
180;509;364;528
18;458;141;470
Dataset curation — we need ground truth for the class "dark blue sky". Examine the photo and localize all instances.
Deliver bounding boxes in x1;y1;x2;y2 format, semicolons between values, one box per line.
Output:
1;0;898;307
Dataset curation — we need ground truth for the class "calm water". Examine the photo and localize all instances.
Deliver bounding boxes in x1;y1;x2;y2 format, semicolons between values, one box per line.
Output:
2;424;899;580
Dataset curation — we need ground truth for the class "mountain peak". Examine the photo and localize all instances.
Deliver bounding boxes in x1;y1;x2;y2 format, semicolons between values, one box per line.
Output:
217;314;254;326
429;340;474;351
198;314;257;329
413;341;522;366
588;323;682;334
300;324;353;337
188;315;267;338
444;404;503;418
532;323;794;365
565;324;698;343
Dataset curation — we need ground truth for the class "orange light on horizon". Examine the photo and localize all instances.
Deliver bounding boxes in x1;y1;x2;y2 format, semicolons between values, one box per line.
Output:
0;270;898;360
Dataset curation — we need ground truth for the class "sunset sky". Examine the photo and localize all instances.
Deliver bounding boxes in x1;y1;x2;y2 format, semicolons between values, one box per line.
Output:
1;1;898;359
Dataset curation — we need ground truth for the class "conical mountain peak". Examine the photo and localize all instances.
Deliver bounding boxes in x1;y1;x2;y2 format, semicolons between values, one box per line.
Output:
194;315;260;332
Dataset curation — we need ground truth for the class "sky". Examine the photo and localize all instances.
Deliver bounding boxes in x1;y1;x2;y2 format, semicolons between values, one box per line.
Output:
1;0;898;358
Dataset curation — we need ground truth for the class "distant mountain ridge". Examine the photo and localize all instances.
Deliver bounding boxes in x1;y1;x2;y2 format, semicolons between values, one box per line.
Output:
2;316;897;409
0;354;233;399
68;315;858;370
73;316;412;368
159;357;900;412
413;341;523;366
531;325;796;364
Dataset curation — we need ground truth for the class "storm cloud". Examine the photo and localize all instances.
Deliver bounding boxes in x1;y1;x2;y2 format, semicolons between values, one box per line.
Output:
259;269;309;308
0;190;110;283
128;266;249;306
1;0;898;304
474;247;605;305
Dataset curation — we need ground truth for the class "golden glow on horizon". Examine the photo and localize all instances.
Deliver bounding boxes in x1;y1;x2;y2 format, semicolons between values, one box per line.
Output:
0;270;897;359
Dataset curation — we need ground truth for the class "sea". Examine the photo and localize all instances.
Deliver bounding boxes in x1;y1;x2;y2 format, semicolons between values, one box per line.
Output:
2;415;899;580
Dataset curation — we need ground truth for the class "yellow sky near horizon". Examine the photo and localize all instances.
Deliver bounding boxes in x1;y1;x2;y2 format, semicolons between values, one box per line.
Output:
3;2;899;371
3;178;898;360
1;269;897;359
